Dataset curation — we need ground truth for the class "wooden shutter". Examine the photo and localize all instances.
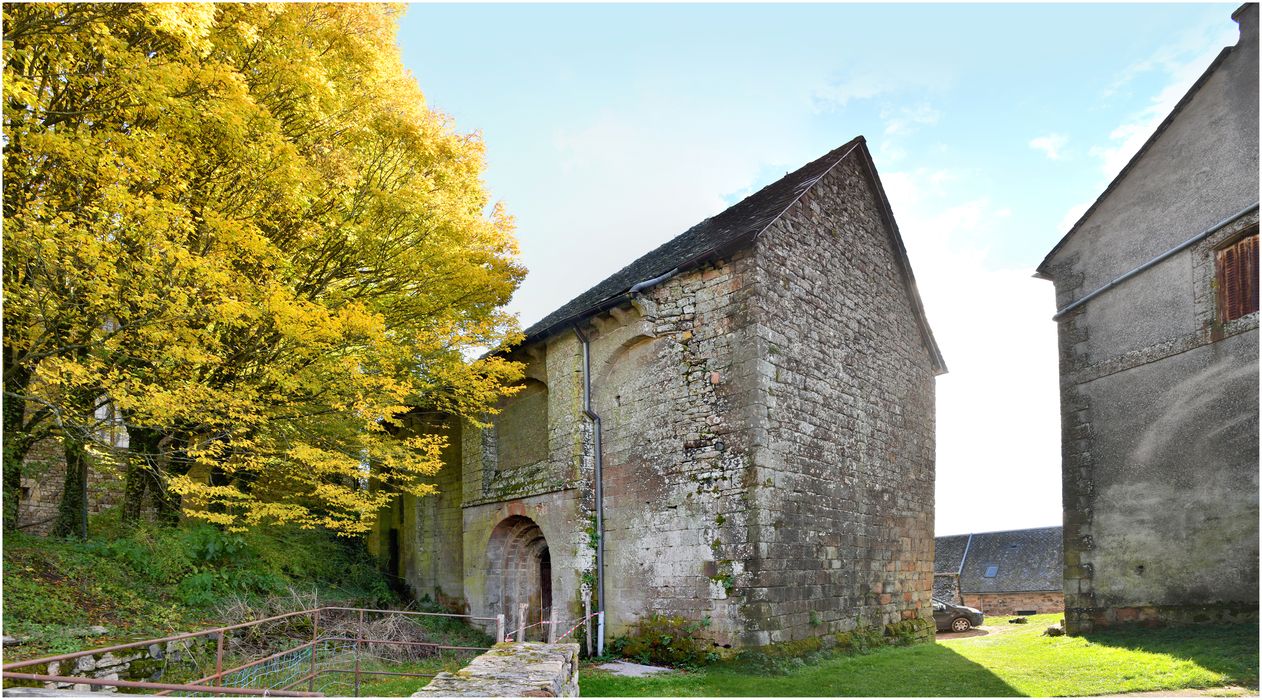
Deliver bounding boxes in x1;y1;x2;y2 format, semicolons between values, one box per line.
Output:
1217;231;1259;322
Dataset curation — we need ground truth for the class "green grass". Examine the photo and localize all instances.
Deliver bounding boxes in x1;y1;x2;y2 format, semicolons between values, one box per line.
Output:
581;614;1259;697
338;655;476;696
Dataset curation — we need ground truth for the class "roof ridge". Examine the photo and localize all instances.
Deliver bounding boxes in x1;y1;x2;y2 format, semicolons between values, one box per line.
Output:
514;135;945;377
938;525;1062;538
518;136;865;343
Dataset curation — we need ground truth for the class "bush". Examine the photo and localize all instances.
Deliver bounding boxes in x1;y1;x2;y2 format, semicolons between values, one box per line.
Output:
608;614;719;669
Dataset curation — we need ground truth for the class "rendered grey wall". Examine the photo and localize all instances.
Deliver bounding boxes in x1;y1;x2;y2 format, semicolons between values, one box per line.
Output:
1042;6;1259;633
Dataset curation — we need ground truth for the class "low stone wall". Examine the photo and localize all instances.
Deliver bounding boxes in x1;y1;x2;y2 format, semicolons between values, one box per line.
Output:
413;642;579;697
963;591;1064;616
933;574;961;604
3;637;216;692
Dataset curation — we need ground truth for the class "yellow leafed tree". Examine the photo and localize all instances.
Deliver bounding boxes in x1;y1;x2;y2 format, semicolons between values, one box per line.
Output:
3;3;525;535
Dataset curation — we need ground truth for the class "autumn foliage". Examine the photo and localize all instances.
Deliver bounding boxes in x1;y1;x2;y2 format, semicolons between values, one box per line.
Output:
3;3;525;535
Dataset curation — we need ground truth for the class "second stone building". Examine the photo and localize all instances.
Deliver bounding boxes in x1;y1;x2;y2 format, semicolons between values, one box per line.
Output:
373;136;945;649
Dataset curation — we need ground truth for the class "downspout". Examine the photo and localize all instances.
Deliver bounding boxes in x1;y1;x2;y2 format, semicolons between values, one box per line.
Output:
956;533;973;604
958;534;973;576
570;267;681;656
573;324;605;656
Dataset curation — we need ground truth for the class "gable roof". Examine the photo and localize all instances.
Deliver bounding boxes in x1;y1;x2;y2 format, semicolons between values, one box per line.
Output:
1036;44;1236;277
937;526;1063;594
520;136;946;374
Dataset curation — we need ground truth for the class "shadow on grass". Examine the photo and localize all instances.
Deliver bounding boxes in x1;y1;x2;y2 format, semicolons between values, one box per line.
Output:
1083;623;1260;689
581;642;1022;697
936;627;995;640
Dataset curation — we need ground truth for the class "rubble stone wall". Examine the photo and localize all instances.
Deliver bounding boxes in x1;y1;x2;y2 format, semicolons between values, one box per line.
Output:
963;591;1064;616
740;154;937;645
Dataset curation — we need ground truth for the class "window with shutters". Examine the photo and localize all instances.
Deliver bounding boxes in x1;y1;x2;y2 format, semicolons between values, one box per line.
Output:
1216;229;1259;323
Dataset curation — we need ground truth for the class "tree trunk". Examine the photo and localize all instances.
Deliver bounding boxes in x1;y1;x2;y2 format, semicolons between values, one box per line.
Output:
2;351;31;532
207;465;231;517
51;432;89;539
122;425;160;524
149;468;180;526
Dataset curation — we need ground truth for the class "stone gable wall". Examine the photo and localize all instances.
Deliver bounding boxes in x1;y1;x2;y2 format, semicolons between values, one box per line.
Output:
742;154;937;645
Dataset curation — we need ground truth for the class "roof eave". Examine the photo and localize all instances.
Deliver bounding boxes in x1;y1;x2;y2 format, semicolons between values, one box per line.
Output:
851;142;949;375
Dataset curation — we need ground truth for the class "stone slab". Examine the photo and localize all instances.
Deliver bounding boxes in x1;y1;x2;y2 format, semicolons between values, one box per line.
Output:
413;642;579;697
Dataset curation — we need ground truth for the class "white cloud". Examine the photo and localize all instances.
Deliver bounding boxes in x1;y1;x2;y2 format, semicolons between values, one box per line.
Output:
812;72;893;108
885;167;1063;536
1029;133;1069;161
812;60;952;112
883;103;941;136
1090;21;1238;179
1056;198;1094;236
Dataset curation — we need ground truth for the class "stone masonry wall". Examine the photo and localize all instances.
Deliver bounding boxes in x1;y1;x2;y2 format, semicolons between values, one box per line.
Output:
589;251;762;644
437;250;764;646
962;591;1063;616
933;574;961;605
742;153;937;646
17;436;136;536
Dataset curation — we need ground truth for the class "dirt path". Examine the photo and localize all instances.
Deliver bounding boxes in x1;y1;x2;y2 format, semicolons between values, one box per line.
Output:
1101;686;1257;697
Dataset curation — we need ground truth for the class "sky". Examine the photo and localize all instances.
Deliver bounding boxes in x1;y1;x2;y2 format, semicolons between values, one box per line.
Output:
396;2;1243;536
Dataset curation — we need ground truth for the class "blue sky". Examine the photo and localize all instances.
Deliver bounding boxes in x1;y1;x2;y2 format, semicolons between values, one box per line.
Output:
396;3;1242;536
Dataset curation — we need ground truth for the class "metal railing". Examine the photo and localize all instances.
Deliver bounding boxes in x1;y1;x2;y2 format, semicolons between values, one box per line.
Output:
2;605;504;696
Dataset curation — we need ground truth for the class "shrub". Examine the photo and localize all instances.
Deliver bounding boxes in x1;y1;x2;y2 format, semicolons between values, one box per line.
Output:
608;614;719;669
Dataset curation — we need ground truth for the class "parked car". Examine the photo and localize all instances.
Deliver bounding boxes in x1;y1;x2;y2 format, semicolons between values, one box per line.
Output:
933;599;984;632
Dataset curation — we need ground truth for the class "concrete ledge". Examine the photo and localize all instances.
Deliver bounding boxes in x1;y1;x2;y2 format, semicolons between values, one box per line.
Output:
412;642;579;697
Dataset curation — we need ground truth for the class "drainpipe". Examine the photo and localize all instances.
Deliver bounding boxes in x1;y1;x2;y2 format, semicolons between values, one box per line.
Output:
1051;202;1259;320
570;268;681;656
958;534;973;576
573;324;606;656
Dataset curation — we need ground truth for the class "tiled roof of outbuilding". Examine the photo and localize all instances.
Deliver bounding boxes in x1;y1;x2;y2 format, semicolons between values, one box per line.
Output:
936;526;1063;594
519;136;946;374
934;533;971;574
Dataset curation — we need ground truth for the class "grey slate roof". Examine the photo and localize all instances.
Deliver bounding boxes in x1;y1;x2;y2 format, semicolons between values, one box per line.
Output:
519;136;946;374
936;526;1063;594
934;534;970;574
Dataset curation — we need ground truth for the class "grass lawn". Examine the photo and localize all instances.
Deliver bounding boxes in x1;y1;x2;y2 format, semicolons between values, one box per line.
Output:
581;614;1259;697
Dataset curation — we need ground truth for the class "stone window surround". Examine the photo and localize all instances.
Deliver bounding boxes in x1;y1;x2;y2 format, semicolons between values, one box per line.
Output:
1194;211;1260;339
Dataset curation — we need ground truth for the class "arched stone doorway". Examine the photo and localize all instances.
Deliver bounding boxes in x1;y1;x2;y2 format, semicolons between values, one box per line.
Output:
485;516;552;640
